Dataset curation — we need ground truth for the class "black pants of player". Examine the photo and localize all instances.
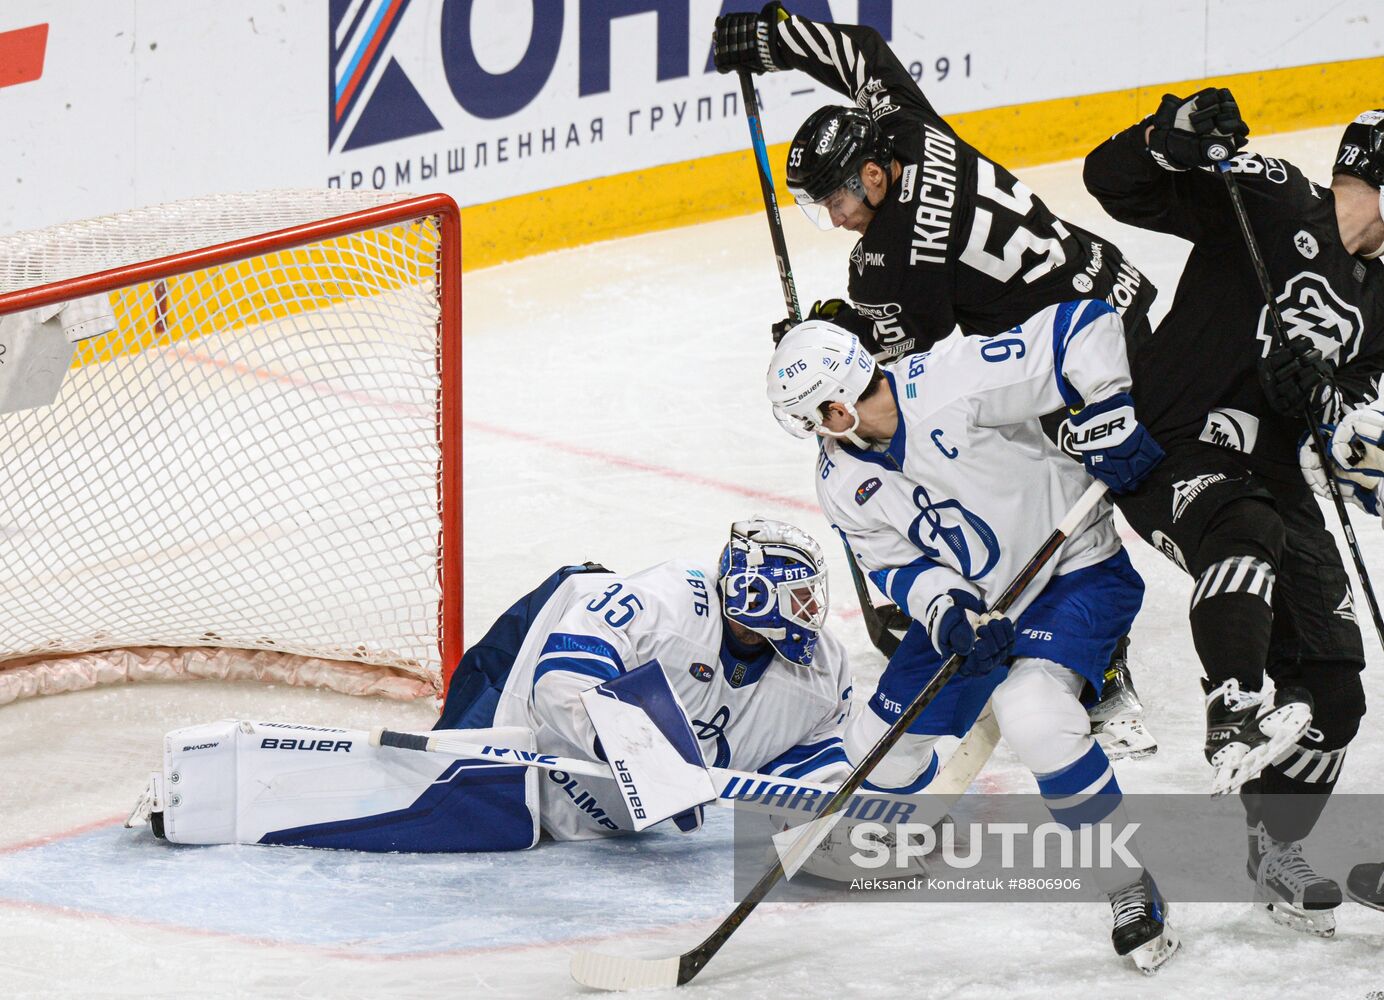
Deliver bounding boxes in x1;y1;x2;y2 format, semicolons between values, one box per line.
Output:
1117;441;1367;841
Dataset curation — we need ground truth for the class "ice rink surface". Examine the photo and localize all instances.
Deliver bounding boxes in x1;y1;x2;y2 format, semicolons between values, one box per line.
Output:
2;127;1382;998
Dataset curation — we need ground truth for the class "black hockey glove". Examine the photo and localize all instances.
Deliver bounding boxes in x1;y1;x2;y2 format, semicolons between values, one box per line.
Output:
771;298;859;345
712;2;787;75
1259;336;1333;416
1147;87;1249;171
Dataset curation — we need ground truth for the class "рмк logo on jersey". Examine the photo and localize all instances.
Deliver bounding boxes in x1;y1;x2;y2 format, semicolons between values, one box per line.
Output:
1256;272;1365;366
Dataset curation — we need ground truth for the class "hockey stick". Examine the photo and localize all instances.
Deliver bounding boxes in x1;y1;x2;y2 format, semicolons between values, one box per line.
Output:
1217;165;1384;648
737;70;800;325
373;718;996;825
736;70;905;659
571;481;1108;991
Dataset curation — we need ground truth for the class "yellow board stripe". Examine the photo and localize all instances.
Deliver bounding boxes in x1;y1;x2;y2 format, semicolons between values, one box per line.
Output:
461;53;1384;272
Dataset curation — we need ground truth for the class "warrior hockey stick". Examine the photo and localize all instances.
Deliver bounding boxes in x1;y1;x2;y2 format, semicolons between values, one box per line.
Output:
571;481;1108;991
373;721;996;826
1218;165;1384;649
736;70;906;659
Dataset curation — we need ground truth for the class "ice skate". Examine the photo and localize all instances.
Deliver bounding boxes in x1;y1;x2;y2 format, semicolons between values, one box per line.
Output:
1248;822;1341;937
1346;862;1384;912
1089;639;1158;760
1108;869;1180;974
123;772;165;838
1204;679;1313;795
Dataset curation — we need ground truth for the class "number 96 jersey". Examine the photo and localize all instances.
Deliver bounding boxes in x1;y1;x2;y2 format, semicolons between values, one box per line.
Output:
491;559;853;841
816;300;1129;626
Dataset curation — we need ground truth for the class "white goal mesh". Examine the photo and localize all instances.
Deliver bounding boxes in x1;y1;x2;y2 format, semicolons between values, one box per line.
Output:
0;190;461;705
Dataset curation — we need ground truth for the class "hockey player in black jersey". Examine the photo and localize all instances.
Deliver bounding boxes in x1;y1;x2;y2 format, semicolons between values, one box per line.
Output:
712;3;1158;760
1085;94;1384;936
713;3;1156;360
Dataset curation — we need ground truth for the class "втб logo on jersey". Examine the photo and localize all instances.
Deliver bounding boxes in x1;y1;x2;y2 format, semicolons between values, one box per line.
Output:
1256;272;1364;365
1171;474;1228;522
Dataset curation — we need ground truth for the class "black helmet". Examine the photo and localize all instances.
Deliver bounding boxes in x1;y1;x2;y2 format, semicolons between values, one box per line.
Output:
1333;110;1384;188
786;106;894;203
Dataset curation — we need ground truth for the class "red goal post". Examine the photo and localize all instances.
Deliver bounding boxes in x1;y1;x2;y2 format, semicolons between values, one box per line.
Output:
0;191;462;705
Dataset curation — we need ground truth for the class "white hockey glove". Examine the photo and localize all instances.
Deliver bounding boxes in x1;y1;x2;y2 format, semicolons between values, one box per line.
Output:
1298;425;1382;516
1330;408;1384;518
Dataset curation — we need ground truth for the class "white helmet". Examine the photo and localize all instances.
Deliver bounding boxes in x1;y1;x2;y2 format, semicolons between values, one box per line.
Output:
766;320;876;441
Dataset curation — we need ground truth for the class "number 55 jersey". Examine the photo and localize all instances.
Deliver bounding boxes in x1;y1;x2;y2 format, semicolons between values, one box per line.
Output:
817;300;1131;626
767;13;1154;357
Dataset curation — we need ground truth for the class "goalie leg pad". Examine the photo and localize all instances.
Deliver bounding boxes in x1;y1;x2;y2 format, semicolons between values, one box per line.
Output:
156;721;539;852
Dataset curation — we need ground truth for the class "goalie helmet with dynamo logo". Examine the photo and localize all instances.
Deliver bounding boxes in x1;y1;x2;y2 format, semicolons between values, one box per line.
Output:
717;518;828;666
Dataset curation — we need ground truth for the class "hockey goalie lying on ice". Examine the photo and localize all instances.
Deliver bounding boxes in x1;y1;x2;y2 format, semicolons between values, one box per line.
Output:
125;519;858;852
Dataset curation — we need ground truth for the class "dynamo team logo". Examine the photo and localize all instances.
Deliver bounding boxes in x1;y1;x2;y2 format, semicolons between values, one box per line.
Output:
329;0;440;152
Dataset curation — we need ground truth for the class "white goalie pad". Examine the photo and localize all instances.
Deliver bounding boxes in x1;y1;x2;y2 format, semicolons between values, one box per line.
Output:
0;294;116;414
151;720;540;852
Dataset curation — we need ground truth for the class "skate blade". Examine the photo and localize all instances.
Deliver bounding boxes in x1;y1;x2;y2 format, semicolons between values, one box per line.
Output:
123;772;163;829
1257;899;1337;938
1095;718;1159;760
1089;688;1145;726
1346;886;1384;913
1128;926;1181;975
1210;705;1313;796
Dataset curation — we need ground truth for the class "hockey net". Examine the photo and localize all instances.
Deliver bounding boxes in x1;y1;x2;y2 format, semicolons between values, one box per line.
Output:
0;191;461;706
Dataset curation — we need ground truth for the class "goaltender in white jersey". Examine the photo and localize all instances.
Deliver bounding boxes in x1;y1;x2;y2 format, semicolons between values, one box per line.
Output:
128;520;853;851
462;528;853;840
766;300;1180;972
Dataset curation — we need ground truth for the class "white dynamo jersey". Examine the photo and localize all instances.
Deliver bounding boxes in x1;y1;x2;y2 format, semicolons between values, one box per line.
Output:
818;299;1130;627
493;559;853;840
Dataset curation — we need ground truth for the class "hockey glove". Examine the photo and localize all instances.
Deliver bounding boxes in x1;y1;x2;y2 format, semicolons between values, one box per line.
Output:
1298;428;1381;515
1258;336;1334;415
712;2;787;75
1066;393;1165;495
771;298;863;345
925;589;1014;677
1147;87;1249;171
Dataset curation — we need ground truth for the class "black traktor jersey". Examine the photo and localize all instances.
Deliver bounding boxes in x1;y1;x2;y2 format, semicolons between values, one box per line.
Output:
769;15;1155;358
1085;122;1384;483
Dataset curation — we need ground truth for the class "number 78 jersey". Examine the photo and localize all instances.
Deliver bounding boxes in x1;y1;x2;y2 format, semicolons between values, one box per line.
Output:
767;13;1152;356
816;300;1128;625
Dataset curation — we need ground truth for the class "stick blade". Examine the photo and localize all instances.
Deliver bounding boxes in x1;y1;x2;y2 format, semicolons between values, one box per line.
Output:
570;951;682;991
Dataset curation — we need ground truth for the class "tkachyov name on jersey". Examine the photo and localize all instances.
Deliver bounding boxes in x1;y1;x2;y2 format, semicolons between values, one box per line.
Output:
909;124;959;266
